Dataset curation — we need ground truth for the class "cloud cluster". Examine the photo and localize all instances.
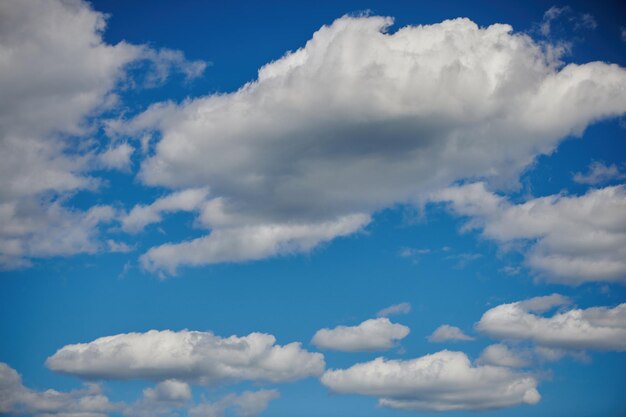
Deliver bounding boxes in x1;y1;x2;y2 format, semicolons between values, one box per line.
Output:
112;15;626;274
432;183;626;284
476;295;626;351
0;0;205;269
0;362;118;417
312;318;409;351
321;350;540;411
46;329;324;384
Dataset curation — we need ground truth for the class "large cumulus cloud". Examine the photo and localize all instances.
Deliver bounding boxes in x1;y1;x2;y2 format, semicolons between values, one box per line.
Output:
114;15;626;273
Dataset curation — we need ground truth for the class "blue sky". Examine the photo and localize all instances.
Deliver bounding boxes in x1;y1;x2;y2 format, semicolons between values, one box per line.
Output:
1;1;626;416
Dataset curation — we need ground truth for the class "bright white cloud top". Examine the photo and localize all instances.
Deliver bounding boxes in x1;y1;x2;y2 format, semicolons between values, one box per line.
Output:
432;183;626;285
312;318;410;351
476;295;626;351
321;350;540;411
46;329;325;383
111;15;626;274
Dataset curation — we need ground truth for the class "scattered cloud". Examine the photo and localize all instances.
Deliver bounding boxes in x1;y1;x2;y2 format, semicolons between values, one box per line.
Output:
573;161;626;184
321;350;540;411
46;329;324;384
477;344;530;368
312;318;409;352
0;0;206;270
377;302;411;317
188;390;279;417
0;362;119;416
431;183;626;285
109;15;626;275
427;325;474;342
476;295;626;351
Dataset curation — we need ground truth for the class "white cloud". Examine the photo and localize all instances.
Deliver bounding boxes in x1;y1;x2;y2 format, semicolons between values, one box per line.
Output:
188;390;279;417
573;161;626;184
321;350;540;411
98;143;134;172
121;188;210;233
377;302;411;317
427;324;474;342
477;344;529;368
110;15;626;274
431;183;626;285
140;214;369;275
312;318;409;352
476;295;626;351
46;329;324;384
0;0;205;269
0;362;118;417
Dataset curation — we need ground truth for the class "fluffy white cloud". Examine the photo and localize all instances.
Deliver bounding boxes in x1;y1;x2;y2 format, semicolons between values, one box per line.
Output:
312;318;409;351
431;183;626;285
573;161;626;184
46;329;324;384
476;295;626;351
0;0;205;269
188;390;279;417
121;188;210;233
140;214;369;275
477;344;529;368
321;350;540;411
377;302;411;317
111;15;626;273
427;325;474;342
0;362;118;417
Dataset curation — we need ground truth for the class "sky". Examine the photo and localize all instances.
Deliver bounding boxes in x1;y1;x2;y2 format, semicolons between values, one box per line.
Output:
1;0;626;416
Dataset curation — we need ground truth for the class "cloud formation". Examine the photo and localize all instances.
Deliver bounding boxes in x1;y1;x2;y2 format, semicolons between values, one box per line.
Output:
312;318;409;351
0;0;205;269
476;295;626;351
432;183;626;284
321;350;540;411
111;15;626;274
573;161;626;185
377;302;411;317
427;325;474;342
46;329;324;384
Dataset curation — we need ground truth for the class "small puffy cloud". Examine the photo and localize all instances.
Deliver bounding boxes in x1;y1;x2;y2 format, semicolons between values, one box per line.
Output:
573;161;626;184
427;324;474;342
321;350;540;411
111;15;626;274
312;318;409;352
431;183;626;285
377;302;411;317
476;295;626;351
188;390;279;417
98;143;134;172
143;380;191;402
0;362;118;417
121;188;209;233
46;329;325;384
477;344;530;368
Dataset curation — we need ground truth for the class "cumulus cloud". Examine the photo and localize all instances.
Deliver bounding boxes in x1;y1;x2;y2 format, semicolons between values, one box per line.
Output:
0;362;118;417
476;295;626;351
312;318;409;351
46;329;324;384
427;325;474;342
121;188;210;233
377;302;411;317
431;183;626;285
573;161;626;184
0;0;205;269
477;344;530;368
321;350;540;411
108;14;626;274
188;390;279;417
